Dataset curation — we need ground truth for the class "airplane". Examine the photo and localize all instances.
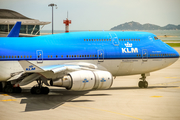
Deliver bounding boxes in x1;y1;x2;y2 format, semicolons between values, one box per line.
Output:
0;22;179;94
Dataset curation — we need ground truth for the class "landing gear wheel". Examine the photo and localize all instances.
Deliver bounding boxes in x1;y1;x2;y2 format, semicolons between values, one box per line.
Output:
143;81;148;88
41;87;49;94
4;87;13;93
31;87;41;94
0;82;2;92
138;81;144;88
13;87;22;93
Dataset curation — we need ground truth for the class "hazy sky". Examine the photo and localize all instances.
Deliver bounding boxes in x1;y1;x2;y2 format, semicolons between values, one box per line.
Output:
1;0;180;30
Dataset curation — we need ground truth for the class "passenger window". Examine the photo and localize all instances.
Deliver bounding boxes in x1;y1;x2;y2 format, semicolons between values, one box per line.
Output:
104;39;106;41
102;39;103;41
6;56;8;58
30;55;32;58
92;39;93;41
87;55;89;57
137;54;138;57
69;55;71;57
12;56;13;58
27;55;29;58
61;55;63;58
80;55;81;57
85;55;86;57
24;55;25;58
99;39;101;41
72;55;73;57
51;55;52;58
95;55;97;57
48;55;50;58
139;54;141;57
89;39;91;41
67;55;68;58
17;56;19;58
82;55;84;57
124;39;126;41
97;39;98;41
15;56;16;58
90;55;92;57
86;39;88;41
84;39;85;41
94;39;96;41
109;39;111;41
56;55;58;58
9;56;11;58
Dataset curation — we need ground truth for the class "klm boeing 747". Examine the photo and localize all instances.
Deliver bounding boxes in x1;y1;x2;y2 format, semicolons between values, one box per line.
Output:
0;22;179;94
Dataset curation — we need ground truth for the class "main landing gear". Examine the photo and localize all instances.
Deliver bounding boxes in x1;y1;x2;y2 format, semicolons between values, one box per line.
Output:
138;74;148;88
0;82;22;93
30;78;49;94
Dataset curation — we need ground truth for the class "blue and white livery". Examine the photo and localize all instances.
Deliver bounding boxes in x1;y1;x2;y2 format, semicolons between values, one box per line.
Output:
0;29;179;94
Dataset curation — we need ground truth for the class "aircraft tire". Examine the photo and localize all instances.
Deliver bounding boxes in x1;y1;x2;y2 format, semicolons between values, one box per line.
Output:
138;81;144;88
0;82;2;92
4;87;13;93
143;81;148;88
41;87;49;94
30;87;36;94
13;87;22;93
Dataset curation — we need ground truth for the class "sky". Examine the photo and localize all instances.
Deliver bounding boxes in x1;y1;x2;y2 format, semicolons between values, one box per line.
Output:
0;0;180;30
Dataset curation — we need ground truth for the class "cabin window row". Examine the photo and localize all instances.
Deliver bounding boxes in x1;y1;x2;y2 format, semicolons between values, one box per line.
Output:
84;39;111;41
0;55;32;59
48;55;98;58
119;39;140;41
150;54;176;57
84;38;140;42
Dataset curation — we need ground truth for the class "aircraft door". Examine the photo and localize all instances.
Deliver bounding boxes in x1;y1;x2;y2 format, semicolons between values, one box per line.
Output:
36;50;43;63
98;49;104;62
109;33;119;46
142;49;148;62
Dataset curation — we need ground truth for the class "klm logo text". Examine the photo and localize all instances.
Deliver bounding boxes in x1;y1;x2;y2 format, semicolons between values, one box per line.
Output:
122;48;138;53
122;42;138;53
26;65;35;71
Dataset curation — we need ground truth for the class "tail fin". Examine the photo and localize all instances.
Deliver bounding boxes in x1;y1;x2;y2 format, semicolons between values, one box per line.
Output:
7;21;21;37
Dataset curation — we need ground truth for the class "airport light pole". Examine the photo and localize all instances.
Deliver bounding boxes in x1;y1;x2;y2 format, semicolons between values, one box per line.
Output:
48;3;57;34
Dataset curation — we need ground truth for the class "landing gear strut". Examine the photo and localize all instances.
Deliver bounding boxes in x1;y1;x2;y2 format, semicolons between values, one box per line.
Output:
138;74;148;88
30;78;49;94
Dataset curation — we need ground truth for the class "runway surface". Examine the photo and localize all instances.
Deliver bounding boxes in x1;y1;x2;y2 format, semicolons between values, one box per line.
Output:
0;48;180;120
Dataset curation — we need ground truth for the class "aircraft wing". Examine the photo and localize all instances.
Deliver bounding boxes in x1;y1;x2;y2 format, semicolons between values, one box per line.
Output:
7;60;98;86
18;60;97;74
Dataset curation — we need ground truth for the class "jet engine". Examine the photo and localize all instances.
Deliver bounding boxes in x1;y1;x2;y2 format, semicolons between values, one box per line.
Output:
50;70;113;91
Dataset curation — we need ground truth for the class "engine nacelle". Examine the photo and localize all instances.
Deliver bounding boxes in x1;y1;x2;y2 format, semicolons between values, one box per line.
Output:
50;70;113;91
93;70;113;90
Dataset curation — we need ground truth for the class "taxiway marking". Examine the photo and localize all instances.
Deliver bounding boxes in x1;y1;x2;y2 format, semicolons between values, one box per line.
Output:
151;96;163;98
0;99;16;102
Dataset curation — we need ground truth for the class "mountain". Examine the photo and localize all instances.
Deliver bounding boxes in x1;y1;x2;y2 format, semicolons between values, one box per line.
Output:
110;21;180;30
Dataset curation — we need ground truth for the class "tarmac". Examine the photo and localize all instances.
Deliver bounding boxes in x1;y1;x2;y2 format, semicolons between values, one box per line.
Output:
0;48;180;120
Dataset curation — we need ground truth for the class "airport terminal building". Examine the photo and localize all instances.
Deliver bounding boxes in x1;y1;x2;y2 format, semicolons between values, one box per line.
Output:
0;9;50;37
